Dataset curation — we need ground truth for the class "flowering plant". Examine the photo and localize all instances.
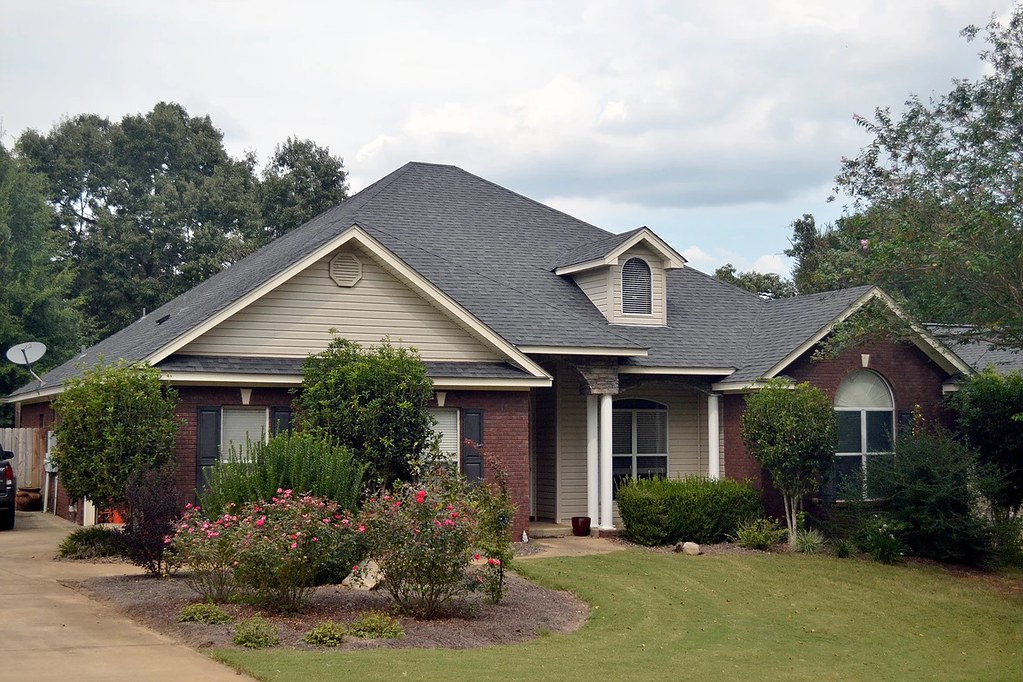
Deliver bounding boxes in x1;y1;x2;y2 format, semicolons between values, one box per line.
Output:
167;503;241;603
359;473;479;618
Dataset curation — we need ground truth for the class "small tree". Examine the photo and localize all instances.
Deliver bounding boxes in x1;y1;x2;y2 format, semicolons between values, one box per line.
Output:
741;379;838;544
295;336;439;486
52;361;179;507
948;369;1023;520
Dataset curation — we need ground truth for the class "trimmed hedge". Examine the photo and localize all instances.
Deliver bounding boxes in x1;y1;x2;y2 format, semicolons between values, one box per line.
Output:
617;476;763;546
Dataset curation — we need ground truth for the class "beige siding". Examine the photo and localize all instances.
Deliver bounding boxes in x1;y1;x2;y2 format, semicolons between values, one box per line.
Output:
611;244;667;326
533;386;557;520
555;378;708;524
181;246;502;361
572;269;611;321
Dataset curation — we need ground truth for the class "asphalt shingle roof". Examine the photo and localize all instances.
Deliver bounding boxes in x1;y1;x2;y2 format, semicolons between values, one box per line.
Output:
9;162;909;397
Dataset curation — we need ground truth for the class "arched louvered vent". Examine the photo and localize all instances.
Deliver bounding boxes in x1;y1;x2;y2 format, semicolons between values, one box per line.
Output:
621;257;652;314
329;252;362;287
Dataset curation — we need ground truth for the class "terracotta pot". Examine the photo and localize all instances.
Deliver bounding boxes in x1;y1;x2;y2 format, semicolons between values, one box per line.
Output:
16;487;43;512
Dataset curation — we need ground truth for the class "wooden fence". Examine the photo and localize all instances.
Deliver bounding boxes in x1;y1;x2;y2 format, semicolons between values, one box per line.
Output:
0;427;47;488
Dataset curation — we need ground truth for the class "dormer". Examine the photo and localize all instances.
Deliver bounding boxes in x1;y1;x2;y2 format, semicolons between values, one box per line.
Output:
554;227;685;326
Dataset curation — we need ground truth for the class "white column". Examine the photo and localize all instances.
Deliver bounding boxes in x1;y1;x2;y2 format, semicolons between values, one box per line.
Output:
586;394;599;523
598;393;615;529
707;393;721;480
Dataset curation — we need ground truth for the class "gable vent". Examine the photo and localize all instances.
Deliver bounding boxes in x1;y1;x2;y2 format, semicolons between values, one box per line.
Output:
622;257;652;315
329;252;362;287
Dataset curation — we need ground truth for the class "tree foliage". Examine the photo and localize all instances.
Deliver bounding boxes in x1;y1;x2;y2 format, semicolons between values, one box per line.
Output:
295;337;439;487
800;9;1023;348
740;379;838;543
948;369;1023;517
0;143;83;425
14;103;347;342
714;263;796;299
52;361;179;505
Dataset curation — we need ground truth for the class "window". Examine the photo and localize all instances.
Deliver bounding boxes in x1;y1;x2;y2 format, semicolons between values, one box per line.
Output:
221;407;268;460
429;408;460;467
833;370;894;498
621;258;652;315
612;398;668;495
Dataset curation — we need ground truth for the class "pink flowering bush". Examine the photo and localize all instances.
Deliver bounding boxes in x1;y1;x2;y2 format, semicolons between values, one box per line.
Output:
168;490;362;611
359;474;480;618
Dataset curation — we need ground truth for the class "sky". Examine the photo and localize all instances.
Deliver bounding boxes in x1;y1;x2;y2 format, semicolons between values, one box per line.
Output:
0;0;1013;277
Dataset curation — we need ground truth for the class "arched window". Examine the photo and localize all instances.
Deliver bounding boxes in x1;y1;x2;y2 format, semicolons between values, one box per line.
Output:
834;370;894;497
621;258;652;315
612;398;667;495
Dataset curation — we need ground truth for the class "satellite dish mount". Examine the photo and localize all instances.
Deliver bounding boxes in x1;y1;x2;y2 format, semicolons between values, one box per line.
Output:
6;342;47;384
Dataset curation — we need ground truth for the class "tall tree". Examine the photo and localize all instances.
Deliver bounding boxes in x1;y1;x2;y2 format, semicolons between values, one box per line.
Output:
257;137;348;245
0;143;83;425
816;8;1023;348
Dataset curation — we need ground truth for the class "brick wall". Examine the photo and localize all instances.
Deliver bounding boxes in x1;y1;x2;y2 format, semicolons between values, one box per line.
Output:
430;390;532;538
723;341;954;516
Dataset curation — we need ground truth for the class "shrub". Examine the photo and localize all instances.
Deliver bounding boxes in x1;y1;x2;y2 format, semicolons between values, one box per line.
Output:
167;504;241;603
348;610;405;639
359;474;479;618
57;526;127;559
870;426;993;565
741;379;838;545
303;621;347;647
733;518;787;551
832;538;853;558
233;615;279;648
178;602;233;624
857;515;907;564
52;361;179;506
616;476;763;546
295;336;440;486
990;518;1023;569
198;432;366;517
793;528;826;554
467;449;516;603
123;464;180;576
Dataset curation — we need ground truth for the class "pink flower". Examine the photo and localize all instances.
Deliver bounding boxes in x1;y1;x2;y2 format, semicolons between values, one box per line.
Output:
473;553;481;561
443;518;454;527
312;537;319;543
352;565;360;573
416;490;427;504
451;512;459;519
290;542;298;549
341;518;351;526
487;558;501;566
255;516;266;527
357;524;366;533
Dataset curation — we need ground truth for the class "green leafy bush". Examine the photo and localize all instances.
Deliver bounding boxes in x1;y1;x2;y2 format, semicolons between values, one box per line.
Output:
832;538;853;558
870;426;993;565
348;610;405;639
733;518;787;551
359;474;479;618
295;336;440;486
233;615;279;648
52;361;180;505
467;451;516;603
303;621;347;647
616;476;763;546
198;432;366;517
793;528;826;554
123;464;180;576
178;602;233;624
57;525;126;559
857;515;907;564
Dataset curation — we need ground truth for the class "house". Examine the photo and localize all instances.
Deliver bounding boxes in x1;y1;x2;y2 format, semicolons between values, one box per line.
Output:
6;162;1016;533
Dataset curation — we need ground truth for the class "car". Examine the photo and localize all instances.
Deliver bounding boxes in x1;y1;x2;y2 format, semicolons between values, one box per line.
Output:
1;449;15;530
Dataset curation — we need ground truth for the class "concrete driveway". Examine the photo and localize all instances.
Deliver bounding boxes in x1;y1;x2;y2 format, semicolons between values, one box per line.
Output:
0;512;247;682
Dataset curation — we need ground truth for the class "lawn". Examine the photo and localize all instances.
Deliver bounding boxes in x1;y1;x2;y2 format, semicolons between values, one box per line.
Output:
213;549;1022;681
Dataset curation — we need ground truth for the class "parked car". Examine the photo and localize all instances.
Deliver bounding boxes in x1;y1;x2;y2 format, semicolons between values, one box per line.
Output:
1;450;15;530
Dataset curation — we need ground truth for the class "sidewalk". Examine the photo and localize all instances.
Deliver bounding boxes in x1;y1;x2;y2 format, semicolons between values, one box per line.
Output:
516;534;627;560
0;512;248;682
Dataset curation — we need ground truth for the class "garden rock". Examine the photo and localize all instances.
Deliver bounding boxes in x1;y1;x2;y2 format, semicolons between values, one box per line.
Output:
674;542;701;556
342;558;384;590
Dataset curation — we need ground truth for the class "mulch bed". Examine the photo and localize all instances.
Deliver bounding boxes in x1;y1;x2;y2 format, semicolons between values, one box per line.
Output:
80;570;588;651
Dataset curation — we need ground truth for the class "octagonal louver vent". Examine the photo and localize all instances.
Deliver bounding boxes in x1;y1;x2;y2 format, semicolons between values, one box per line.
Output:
329;252;362;287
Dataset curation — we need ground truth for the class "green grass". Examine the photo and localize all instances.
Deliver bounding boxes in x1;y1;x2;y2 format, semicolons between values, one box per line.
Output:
211;550;1023;681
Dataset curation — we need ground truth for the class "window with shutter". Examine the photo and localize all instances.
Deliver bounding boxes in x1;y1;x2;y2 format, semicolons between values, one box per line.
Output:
621;258;652;315
429;408;460;466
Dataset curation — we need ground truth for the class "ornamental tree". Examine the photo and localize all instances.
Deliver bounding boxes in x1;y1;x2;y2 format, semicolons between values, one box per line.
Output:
52;361;179;506
295;336;439;486
741;379;838;544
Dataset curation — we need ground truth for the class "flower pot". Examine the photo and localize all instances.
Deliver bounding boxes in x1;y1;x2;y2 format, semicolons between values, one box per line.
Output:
571;516;591;537
16;487;43;512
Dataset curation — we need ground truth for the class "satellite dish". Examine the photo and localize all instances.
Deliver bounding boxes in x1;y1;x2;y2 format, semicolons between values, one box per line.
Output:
6;341;46;383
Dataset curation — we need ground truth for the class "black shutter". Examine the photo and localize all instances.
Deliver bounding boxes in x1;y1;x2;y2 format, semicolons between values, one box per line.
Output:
271;407;293;436
461;409;484;482
196;407;221;494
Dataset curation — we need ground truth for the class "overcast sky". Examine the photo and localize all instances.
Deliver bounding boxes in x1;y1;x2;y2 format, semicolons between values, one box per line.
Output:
1;1;1012;276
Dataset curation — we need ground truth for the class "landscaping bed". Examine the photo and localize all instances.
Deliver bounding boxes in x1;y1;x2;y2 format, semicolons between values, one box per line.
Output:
80;570;588;651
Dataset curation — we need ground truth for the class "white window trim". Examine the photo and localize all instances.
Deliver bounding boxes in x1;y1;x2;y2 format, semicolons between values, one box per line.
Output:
834;370;895;498
429;407;461;470
612;399;669;483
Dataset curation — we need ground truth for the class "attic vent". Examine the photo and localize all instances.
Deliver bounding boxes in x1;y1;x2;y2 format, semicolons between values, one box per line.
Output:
622;257;652;315
329;252;362;287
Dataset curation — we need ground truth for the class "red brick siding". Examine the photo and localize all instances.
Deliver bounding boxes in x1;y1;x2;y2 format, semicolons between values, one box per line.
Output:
723;341;954;516
429;391;531;538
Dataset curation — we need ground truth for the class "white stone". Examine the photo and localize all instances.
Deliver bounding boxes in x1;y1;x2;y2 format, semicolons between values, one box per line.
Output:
341;558;384;590
682;542;701;556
